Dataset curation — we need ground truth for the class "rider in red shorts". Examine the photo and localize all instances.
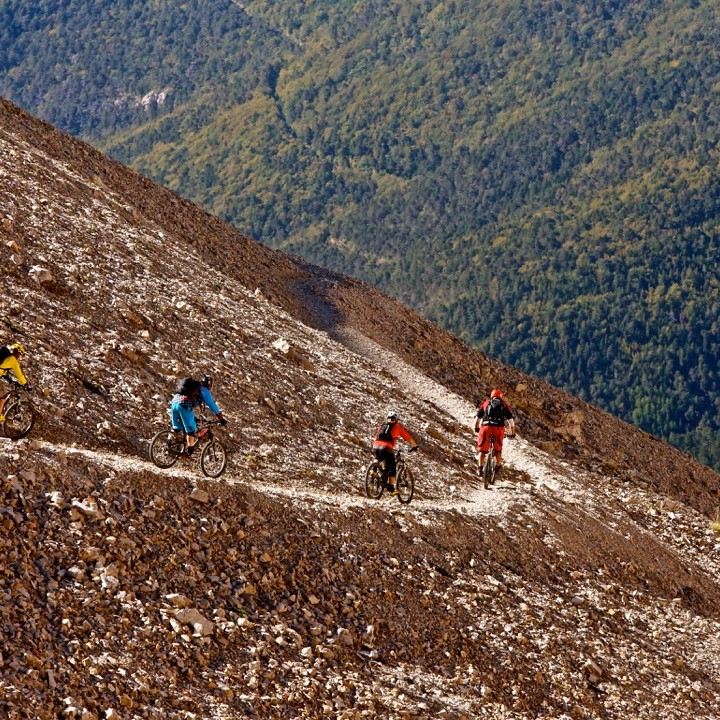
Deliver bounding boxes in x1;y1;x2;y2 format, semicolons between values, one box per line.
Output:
475;389;516;474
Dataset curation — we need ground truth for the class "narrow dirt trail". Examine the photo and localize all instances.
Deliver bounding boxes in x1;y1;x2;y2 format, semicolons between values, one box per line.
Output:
332;325;568;497
293;277;571;511
8;286;572;519
27;438;526;518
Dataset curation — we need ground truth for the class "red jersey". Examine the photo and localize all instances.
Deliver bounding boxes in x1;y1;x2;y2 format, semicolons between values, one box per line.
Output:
373;422;413;450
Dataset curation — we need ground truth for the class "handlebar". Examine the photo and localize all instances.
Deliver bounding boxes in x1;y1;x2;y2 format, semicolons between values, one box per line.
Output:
2;375;31;391
395;445;420;458
198;418;225;426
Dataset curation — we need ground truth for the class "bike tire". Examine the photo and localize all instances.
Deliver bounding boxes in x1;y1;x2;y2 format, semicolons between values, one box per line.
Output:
483;453;492;490
149;430;182;469
364;462;384;499
2;399;35;439
200;440;227;478
490;457;498;486
397;465;414;504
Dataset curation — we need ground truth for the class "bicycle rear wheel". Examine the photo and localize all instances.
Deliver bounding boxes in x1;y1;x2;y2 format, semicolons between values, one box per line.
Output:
364;462;384;499
482;453;493;490
397;465;414;504
201;440;227;478
2;399;35;439
149;430;182;468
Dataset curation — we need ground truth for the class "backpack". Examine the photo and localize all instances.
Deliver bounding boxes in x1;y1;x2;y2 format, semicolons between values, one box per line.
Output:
176;377;201;398
376;422;394;443
483;397;505;425
0;346;10;364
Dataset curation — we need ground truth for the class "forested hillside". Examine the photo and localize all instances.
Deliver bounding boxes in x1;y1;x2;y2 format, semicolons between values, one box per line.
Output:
3;0;720;467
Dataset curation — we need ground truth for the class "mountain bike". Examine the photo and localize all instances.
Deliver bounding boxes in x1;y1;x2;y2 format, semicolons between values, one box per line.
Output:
0;376;35;440
149;419;227;478
479;432;515;489
364;448;415;504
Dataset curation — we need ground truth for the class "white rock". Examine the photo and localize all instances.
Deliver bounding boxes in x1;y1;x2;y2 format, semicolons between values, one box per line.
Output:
29;265;53;286
165;593;192;608
189;488;210;504
71;497;104;519
173;608;214;636
272;338;292;354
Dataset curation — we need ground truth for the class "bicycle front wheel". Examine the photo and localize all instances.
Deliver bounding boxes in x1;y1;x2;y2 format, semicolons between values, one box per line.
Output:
2;399;35;439
149;430;182;469
201;440;227;478
364;462;384;499
397;465;414;504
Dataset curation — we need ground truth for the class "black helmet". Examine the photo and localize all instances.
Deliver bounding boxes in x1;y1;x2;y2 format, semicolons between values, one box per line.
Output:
201;374;213;389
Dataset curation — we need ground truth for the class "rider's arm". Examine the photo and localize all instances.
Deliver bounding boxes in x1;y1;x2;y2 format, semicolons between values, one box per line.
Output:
200;385;222;415
0;356;27;385
397;424;417;447
475;401;488;432
501;400;516;436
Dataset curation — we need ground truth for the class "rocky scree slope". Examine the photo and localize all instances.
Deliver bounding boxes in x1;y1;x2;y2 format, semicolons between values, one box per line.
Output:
1;97;720;719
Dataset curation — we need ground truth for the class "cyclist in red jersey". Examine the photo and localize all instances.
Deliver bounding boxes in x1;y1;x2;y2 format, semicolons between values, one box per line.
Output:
475;389;515;475
372;411;418;495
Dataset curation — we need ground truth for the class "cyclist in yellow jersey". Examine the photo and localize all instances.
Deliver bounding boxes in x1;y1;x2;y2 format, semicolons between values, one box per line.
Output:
0;343;30;421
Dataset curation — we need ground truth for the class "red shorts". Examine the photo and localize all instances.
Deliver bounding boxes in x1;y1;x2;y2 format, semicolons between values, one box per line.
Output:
477;425;504;453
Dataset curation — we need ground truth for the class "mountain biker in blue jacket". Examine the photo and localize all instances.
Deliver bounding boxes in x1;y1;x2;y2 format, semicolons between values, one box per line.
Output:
170;375;226;455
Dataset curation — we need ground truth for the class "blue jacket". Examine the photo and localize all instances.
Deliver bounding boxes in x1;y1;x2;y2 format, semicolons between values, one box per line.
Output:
172;386;221;415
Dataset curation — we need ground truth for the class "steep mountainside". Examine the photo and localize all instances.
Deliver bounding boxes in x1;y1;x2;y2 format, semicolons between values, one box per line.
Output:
2;98;720;719
3;0;720;467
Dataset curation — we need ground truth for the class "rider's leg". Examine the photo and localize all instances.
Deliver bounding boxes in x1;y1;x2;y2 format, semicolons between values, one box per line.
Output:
385;450;398;491
168;405;182;442
170;404;184;441
177;404;198;452
477;426;490;467
374;447;388;478
493;428;505;469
